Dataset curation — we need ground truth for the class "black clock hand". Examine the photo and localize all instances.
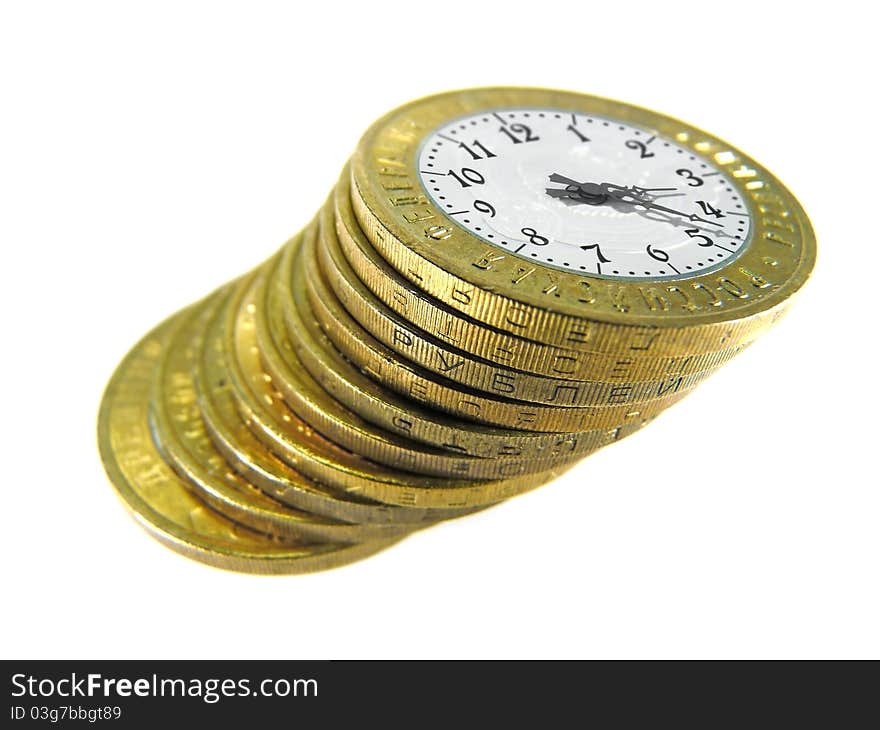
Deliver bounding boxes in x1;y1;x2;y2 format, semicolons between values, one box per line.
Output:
546;175;722;228
548;173;582;187
600;183;723;227
549;174;677;196
546;174;610;205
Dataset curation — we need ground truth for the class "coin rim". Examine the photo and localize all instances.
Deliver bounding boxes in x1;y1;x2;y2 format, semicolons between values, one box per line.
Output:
351;87;816;349
97;300;401;574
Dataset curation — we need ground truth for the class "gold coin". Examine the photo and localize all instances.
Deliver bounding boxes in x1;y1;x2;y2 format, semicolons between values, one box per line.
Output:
280;220;615;464
195;295;464;527
97;301;401;574
327;198;694;431
150;287;413;542
350;88;815;356
323;192;724;405
264;232;590;477
309;210;652;451
97;88;815;574
218;264;575;509
334;173;752;383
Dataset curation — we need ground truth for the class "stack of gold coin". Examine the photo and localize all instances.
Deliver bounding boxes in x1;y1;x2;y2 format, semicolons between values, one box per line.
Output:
98;88;816;573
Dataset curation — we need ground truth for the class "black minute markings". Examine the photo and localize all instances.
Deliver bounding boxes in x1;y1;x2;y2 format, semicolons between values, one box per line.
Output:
421;109;750;280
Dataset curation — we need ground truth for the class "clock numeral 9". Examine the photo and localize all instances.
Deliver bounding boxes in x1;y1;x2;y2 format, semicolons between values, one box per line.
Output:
499;123;539;144
646;244;669;262
473;200;496;217
676;168;704;187
447;167;485;188
685;228;714;247
625;139;655;158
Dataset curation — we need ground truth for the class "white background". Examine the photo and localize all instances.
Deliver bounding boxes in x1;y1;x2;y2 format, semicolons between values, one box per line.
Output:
1;1;877;659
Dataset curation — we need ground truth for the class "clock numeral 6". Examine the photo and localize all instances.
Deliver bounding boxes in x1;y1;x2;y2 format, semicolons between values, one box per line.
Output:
646;244;669;262
447;167;485;188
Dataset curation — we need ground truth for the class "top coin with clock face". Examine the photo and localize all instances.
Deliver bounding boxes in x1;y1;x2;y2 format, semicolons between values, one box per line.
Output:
416;109;751;281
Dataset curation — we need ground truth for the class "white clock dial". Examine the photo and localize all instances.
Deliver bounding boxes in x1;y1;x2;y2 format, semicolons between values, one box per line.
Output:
417;109;752;281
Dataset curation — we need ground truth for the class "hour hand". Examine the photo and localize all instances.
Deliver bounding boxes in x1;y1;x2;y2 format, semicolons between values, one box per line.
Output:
548;173;583;187
546;187;572;198
546;174;610;205
601;183;723;227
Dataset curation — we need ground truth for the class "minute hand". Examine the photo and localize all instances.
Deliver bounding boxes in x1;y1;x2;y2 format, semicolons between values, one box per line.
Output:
601;183;722;227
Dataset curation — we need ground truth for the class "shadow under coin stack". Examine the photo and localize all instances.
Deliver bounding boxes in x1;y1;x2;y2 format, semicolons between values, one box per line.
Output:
98;88;815;573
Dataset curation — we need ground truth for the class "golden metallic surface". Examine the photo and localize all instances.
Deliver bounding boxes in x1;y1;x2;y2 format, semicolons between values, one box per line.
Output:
221;266;573;508
194;295;461;528
98;87;815;573
150;288;412;543
351;87;816;356
287;221;617;460
96;304;401;574
335;174;751;383
324;194;724;405
313;213;658;442
331;195;696;431
208;269;474;505
260;236;578;477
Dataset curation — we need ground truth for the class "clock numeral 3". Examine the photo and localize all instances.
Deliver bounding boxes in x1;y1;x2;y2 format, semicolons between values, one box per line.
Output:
676;168;704;187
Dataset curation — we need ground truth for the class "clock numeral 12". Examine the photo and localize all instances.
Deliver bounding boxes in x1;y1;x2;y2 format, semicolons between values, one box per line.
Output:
499;123;539;144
